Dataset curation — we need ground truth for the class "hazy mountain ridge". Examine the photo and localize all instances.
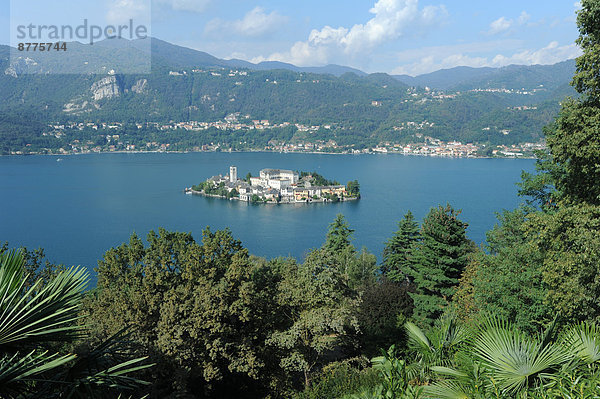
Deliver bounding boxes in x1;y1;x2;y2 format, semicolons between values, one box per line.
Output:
394;60;576;91
0;38;578;151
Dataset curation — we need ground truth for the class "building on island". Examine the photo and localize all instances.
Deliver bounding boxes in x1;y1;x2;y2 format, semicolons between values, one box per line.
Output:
259;168;299;184
190;166;353;204
249;176;262;187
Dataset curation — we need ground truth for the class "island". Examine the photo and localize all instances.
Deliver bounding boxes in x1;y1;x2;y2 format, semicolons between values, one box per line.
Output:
185;166;360;204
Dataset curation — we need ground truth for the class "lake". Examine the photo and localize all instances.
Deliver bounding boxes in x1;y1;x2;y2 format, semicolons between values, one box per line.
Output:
0;152;534;282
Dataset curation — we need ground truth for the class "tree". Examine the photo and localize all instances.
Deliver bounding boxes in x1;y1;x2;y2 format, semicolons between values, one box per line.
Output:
542;0;600;205
268;249;360;389
453;208;552;334
321;215;378;289
226;188;239;199
246;172;252;183
86;228;284;397
324;214;355;254
424;316;600;398
0;243;66;292
504;0;600;327
346;247;377;289
357;278;414;357
381;211;420;279
528;204;600;324
517;149;564;210
408;204;474;326
346;180;360;197
404;317;469;384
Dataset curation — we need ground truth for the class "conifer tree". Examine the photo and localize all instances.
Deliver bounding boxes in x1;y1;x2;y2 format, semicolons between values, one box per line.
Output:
408;204;474;326
323;214;355;253
382;210;420;279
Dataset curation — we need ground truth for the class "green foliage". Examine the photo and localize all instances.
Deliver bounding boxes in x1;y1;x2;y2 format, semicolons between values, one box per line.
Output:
382;211;420;279
350;346;424;399
424;316;600;398
346;180;361;197
469;316;569;394
293;358;382;399
454;208;552;334
357;279;414;357
517;148;564;210
324;214;355;254
527;203;600;324
86;228;283;397
546;99;600;205
299;171;339;186
0;250;150;398
535;0;600;206
408;205;474;326
404;317;469;384
573;0;600;102
268;249;360;388
321;215;379;290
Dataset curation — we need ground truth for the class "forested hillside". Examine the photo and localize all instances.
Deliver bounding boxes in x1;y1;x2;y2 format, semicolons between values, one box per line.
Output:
0;38;576;154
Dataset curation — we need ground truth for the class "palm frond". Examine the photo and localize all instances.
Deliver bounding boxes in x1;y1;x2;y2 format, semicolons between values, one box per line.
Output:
0;251;25;302
0;350;75;395
0;258;88;345
562;322;600;364
424;379;471;399
471;315;570;394
47;328;153;398
406;321;432;352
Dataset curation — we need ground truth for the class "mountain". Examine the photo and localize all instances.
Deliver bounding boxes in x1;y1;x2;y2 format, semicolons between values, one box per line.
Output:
0;37;578;154
106;38;367;76
225;58;367;76
1;38;366;77
394;66;496;90
394;60;576;91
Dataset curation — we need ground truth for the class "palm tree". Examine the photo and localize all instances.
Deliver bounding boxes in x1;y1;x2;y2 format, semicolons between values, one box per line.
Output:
424;315;600;398
0;250;151;397
405;316;469;383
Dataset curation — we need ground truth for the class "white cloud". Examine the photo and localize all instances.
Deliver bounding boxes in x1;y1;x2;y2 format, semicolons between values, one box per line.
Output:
487;11;531;35
205;7;288;37
491;41;581;65
392;41;581;76
253;0;447;66
488;17;513;35
107;0;149;25
518;11;530;25
154;0;210;13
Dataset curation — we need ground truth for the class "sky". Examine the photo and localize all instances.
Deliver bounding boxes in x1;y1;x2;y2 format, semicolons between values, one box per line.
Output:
0;0;582;76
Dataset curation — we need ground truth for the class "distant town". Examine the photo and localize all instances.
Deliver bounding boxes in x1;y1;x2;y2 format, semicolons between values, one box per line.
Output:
29;118;547;158
186;167;360;204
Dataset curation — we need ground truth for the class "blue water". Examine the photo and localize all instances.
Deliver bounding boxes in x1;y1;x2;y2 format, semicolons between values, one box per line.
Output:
0;152;534;281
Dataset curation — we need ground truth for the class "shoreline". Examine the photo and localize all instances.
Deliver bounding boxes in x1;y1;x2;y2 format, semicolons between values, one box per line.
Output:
186;189;360;205
1;148;538;160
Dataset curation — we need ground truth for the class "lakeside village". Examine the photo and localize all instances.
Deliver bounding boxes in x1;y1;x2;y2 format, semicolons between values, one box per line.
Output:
185;166;361;204
31;118;547;158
